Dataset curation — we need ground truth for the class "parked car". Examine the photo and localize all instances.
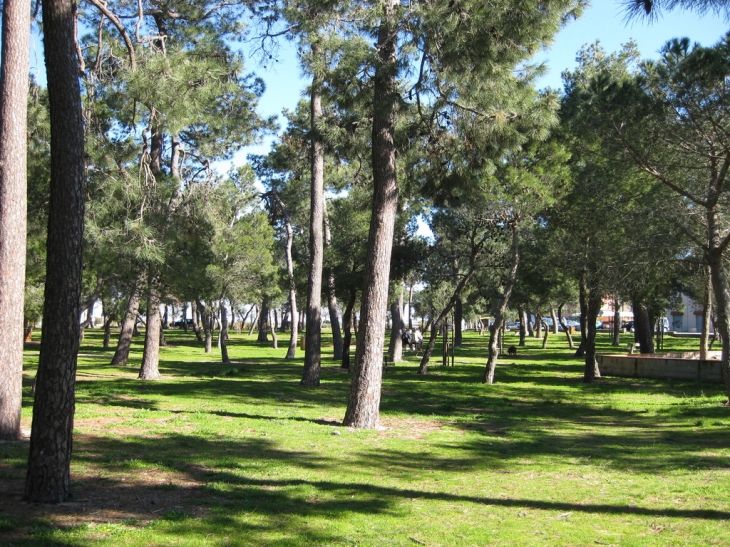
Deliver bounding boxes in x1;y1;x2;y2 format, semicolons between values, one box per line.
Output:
173;319;194;327
620;321;634;332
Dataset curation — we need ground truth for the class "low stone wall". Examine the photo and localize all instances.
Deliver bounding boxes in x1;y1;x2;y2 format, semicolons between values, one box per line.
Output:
596;353;724;383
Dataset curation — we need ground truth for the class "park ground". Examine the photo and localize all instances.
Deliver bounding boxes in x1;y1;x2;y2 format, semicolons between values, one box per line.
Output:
1;329;728;546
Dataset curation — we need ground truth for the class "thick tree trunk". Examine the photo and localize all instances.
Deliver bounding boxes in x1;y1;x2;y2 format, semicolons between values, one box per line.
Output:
25;0;84;501
138;280;161;380
483;224;520;384
632;300;654;354
0;0;30;441
343;0;398;428
302;74;325;386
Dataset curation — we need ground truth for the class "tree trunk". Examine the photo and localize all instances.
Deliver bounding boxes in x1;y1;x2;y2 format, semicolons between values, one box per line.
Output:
102;314;113;349
707;245;730;403
557;303;575;350
700;269;712;360
162;304;169;329
519;308;527;346
408;284;413;330
270;308;278;350
199;300;214;352
302;72;325;386
341;288;357;370
191;300;204;342
526;311;535;338
0;0;30;442
578;268;602;383
388;292;404;362
138;280;162;380
323;201;343;360
608;297;618;345
454;295;463;347
220;298;230;363
550;308;559;335
633;300;654;354
249;306;259;336
257;297;269;342
417;320;441;375
483;223;520;384
25;0;84;501
343;0;398;428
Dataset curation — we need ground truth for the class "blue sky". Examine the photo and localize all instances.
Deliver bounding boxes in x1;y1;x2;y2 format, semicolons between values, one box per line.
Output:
240;2;728;159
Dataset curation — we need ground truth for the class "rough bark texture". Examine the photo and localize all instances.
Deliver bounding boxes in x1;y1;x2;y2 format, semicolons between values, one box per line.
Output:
707;245;730;402
343;0;398;428
25;0;85;502
302;77;325;386
138;282;161;380
0;0;31;441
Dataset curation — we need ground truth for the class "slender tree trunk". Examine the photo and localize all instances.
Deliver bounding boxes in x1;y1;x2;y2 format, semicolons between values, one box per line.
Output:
257;297;269;342
519;308;527;346
249;305;259;337
199;300;214;352
550;308;559;335
583;287;602;383
417;320;441;376
526;311;535;338
323;202;343;360
25;0;84;501
270;308;278;350
557;303;575;349
700;269;712;360
483;223;520;384
408;285;413;330
191;300;204;342
302;71;325;386
343;0;398;428
0;0;30;441
139;279;162;380
612;297;621;346
707;243;730;403
341;288;357;370
220;298;230;363
102;314;113;349
454;295;463;347
388;292;404;362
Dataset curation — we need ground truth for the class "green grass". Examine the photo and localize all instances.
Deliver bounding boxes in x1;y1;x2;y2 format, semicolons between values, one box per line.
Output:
3;328;729;546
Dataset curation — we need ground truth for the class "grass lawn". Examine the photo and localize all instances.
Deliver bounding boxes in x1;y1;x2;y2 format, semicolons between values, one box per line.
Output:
1;328;728;546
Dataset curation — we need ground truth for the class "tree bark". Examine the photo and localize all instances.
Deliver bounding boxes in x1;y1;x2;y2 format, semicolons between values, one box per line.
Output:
557;303;575;349
483;223;520;384
220;298;230;363
25;0;84;501
454;295;463;347
388;293;404;362
341;287;357;370
257;297;269;342
269;308;278;350
632;300;654;354
343;0;398;428
199;300;214;352
302;71;325;386
707;243;730;402
323;202;343;360
0;0;31;441
191;300;204;342
138;279;161;379
519;308;527;346
583;286;603;382
700;270;712;360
